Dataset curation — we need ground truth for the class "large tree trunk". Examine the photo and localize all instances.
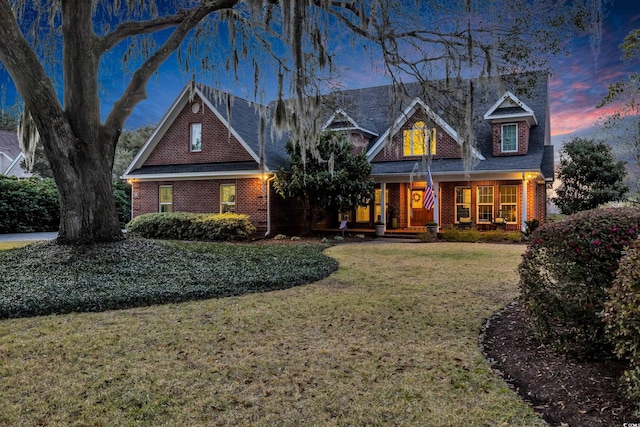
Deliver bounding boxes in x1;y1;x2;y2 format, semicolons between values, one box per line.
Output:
45;131;123;244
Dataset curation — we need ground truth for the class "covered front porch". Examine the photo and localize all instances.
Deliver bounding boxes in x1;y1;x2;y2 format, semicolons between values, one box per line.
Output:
334;170;546;234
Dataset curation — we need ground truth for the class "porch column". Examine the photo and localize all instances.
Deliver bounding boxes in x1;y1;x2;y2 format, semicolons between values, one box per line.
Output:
433;181;439;224
522;176;528;232
381;182;387;230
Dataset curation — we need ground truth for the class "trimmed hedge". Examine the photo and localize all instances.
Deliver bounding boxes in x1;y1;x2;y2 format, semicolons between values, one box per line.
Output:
440;227;523;243
519;207;640;357
0;176;59;232
604;236;640;403
127;212;257;241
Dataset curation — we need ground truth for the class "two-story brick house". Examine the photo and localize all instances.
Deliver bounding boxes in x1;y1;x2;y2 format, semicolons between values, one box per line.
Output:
123;73;553;235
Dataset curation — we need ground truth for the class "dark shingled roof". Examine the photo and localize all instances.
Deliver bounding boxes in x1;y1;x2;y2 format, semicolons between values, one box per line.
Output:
491;106;528;116
196;84;289;171
0;130;20;159
316;72;552;176
133;73;553;179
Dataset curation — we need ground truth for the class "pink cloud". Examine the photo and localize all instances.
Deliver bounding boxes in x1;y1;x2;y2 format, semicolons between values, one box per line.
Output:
551;102;629;136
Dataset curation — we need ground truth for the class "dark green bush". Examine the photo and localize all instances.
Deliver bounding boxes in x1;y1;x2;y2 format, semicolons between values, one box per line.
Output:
127;212;257;240
0;176;132;232
0;239;337;319
519;207;640;357
0;176;59;232
440;227;522;243
113;180;132;227
604;236;640;403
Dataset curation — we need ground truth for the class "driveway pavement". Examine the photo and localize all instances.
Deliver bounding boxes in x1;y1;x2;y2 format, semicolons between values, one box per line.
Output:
0;232;58;242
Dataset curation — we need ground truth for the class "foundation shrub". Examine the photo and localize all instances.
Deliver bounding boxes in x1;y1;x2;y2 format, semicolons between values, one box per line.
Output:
519;207;640;357
604;236;640;404
440;227;522;243
440;227;481;242
127;212;256;241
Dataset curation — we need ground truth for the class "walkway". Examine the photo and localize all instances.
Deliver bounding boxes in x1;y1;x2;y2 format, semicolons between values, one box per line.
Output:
0;232;58;242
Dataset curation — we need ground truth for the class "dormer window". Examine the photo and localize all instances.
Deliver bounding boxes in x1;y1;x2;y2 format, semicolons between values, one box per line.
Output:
403;121;436;156
190;123;202;152
501;124;518;152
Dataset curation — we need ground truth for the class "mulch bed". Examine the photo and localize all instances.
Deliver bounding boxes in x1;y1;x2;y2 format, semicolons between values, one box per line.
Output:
480;300;639;426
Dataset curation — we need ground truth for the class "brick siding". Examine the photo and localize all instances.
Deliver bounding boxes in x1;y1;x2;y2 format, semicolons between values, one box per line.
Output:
491;120;530;156
372;110;462;162
143;94;254;166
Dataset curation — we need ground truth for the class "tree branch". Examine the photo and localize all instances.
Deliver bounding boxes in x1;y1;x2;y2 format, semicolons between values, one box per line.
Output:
0;0;67;147
99;9;192;53
103;0;239;142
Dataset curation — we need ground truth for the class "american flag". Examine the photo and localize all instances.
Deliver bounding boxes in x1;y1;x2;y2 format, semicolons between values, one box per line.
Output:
423;169;435;210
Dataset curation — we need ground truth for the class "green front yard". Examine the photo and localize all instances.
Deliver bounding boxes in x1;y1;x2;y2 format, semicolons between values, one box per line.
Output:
0;241;544;426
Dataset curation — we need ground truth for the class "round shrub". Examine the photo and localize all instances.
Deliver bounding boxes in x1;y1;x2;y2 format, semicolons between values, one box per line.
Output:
604;236;640;403
519;207;640;357
126;212;257;241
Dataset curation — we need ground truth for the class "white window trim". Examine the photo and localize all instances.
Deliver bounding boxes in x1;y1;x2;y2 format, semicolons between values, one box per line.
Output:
403;121;426;157
454;186;471;223
501;123;518;153
499;185;518;224
476;186;494;223
190;123;202;152
159;185;173;213
220;183;236;213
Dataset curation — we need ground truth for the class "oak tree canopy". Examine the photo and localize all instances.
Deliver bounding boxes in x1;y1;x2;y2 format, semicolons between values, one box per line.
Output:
0;0;603;243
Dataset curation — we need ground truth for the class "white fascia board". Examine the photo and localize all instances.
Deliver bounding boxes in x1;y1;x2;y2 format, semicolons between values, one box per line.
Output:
483;91;538;125
328;126;379;137
123;85;262;176
198;90;261;164
123;170;268;181
366;98;485;161
322;110;380;137
370;168;540;183
123;85;191;176
4;152;24;176
486;112;538;126
323;109;358;129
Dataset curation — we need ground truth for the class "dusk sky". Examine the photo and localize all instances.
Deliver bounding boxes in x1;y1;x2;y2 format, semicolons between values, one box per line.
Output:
0;0;638;151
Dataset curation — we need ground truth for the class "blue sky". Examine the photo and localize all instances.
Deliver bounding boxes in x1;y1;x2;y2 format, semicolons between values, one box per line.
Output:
0;0;638;145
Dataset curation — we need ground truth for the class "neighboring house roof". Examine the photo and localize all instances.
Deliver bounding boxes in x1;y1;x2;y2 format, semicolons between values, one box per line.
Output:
125;72;553;182
0;130;21;160
0;130;31;177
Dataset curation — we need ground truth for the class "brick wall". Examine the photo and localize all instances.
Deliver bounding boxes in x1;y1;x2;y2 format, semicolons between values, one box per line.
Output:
131;178;305;234
438;180;525;230
132;178;263;230
491;121;530;156
143;94;254;166
372;110;462;162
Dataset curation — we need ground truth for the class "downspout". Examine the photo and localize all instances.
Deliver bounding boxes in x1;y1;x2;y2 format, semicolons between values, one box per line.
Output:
265;174;276;237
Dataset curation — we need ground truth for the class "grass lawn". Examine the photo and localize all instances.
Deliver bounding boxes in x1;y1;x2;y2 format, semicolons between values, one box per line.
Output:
0;241;36;250
0;241;545;426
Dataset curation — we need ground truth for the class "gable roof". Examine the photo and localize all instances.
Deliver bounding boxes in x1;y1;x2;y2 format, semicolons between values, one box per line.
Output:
125;72;552;181
484;91;538;126
316;72;550;178
322;109;379;137
123;84;289;179
365;97;485;161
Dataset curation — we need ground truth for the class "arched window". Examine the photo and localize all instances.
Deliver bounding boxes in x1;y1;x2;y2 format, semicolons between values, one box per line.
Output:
403;121;436;156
